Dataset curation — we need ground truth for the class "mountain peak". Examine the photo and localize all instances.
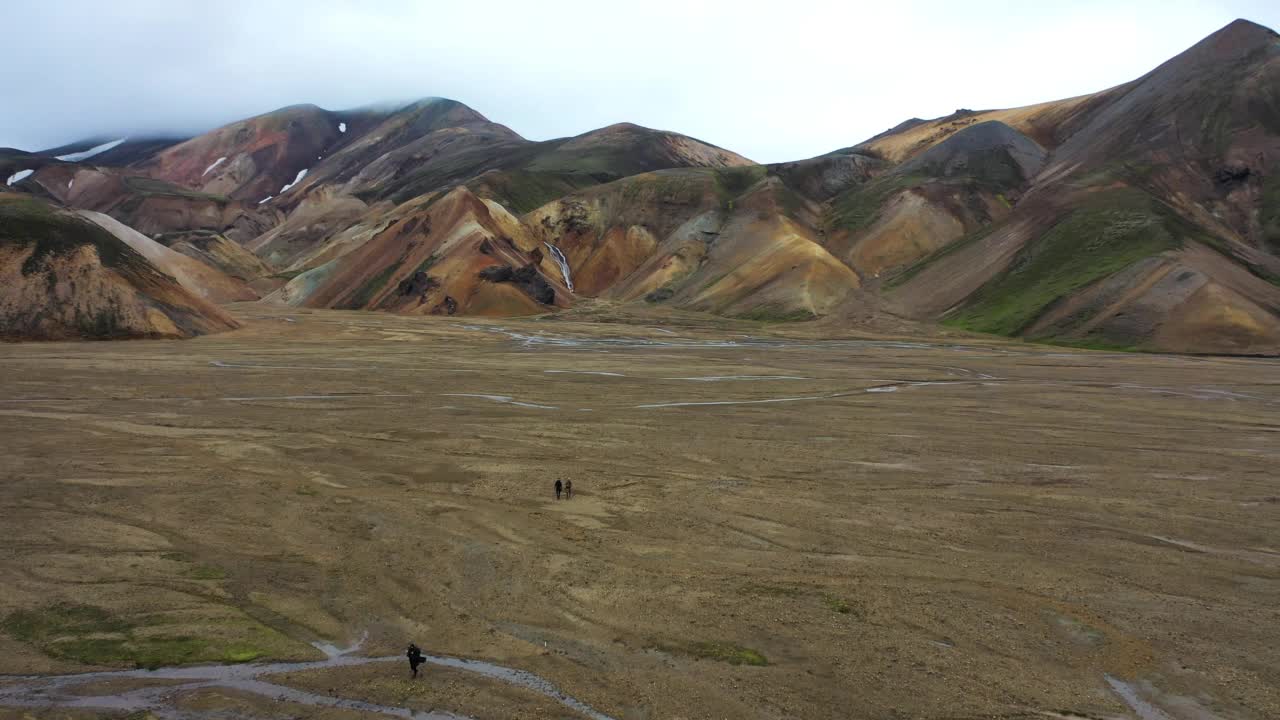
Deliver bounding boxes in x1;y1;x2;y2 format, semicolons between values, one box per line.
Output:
1173;17;1278;68
1216;18;1279;41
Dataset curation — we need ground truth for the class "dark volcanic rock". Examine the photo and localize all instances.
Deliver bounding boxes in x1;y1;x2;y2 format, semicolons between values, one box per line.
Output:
397;271;439;297
477;263;556;305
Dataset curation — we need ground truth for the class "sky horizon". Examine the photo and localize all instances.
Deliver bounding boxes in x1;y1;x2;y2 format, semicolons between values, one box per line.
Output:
3;1;1278;164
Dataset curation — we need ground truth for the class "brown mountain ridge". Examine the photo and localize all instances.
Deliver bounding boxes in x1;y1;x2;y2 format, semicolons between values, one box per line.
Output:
2;19;1278;353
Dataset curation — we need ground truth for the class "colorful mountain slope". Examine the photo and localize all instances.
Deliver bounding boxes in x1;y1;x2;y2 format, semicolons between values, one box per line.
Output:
4;18;1278;354
880;19;1280;353
0;193;239;340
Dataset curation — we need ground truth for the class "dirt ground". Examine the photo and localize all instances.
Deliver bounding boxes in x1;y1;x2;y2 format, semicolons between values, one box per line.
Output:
0;303;1277;719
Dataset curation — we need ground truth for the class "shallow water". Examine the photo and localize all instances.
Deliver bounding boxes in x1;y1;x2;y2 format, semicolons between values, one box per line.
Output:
0;641;616;720
1104;675;1176;720
440;393;558;409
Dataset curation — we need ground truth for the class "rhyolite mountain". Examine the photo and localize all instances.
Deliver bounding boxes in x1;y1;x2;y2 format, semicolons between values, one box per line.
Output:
2;18;1278;352
0;193;240;339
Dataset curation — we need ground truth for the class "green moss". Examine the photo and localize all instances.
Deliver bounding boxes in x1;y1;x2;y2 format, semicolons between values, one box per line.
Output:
686;641;768;666
413;253;441;274
826;174;926;235
184;564;227;580
944;189;1184;336
736;304;817;323
346;263;400;309
713;166;767;202
1;604;268;669
122;176;228;202
776;185;807;218
887;223;1000;288
224;646;264;662
55;636;211;669
619;173;708;206
823;595;853;614
655;639;768;666
471;171;600;214
2;604;130;643
1261;172;1280;255
0;194;150;280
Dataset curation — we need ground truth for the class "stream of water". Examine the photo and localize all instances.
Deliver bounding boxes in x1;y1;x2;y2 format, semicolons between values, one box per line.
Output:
0;641;616;720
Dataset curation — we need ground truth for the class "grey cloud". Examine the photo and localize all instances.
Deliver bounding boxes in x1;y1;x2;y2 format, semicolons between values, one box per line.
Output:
2;0;1276;163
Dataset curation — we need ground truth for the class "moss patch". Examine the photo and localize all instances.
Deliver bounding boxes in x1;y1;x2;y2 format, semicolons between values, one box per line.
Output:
0;193;151;279
944;189;1184;336
184;564;228;580
686;641;768;666
1261;171;1280;256
826;174;925;235
346;263;400;309
736;304;817;323
470;170;600;214
713;166;767;201
887;223;1000;288
823;595;853;614
656;639;768;666
1;604;268;669
122;176;228;202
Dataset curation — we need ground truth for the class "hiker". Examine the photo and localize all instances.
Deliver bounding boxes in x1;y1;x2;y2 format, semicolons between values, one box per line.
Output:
407;643;425;678
555;479;563;500
564;479;573;499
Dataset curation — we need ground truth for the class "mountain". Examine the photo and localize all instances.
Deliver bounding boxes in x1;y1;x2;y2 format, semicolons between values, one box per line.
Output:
2;18;1278;353
75;211;257;303
878;18;1280;354
0;193;239;339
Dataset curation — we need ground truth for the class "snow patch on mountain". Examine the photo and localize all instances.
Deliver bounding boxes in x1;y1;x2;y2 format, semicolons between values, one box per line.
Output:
338;122;347;133
6;170;33;186
280;169;308;194
56;138;126;163
202;156;226;176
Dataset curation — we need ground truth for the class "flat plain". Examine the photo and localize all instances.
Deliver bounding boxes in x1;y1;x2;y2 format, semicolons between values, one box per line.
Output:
1;304;1277;719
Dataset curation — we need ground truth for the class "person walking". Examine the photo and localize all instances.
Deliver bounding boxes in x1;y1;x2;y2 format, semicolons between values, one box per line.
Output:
564;479;573;499
407;643;425;679
554;479;563;500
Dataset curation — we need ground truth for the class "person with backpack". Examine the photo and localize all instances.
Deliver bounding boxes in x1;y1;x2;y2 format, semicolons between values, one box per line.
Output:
554;479;563;500
406;643;425;678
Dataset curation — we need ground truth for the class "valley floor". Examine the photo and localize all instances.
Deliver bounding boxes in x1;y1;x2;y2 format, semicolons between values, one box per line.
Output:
0;306;1277;719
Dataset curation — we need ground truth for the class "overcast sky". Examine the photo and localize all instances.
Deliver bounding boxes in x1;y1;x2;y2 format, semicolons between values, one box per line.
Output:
2;0;1278;163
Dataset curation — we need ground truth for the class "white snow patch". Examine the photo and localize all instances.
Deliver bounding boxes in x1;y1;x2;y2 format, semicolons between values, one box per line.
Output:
55;137;126;163
279;168;308;194
201;156;226;176
67;178;74;189
338;122;347;133
6;169;33;186
258;195;274;205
